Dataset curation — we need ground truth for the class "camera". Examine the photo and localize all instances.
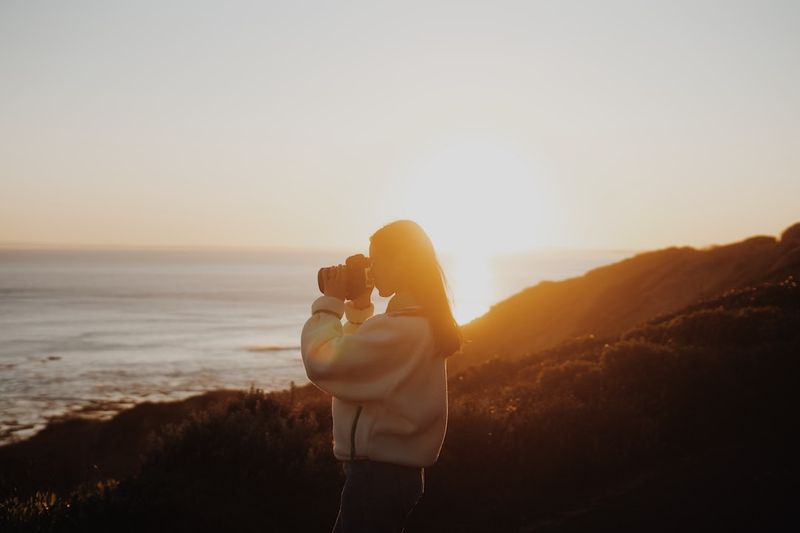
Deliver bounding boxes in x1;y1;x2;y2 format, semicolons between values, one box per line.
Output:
318;253;374;300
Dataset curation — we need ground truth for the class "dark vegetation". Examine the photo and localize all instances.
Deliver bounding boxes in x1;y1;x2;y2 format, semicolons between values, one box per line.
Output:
2;222;799;531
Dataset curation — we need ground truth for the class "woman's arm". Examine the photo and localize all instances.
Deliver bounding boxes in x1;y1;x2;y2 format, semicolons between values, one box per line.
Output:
301;295;412;403
342;298;374;335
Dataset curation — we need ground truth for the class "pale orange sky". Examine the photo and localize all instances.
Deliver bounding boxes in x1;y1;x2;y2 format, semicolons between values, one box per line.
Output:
1;1;798;256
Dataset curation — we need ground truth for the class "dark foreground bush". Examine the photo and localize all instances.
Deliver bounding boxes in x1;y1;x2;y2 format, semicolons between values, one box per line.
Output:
1;388;343;533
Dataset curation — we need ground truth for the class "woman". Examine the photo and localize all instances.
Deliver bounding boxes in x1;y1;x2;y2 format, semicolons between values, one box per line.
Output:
301;219;463;533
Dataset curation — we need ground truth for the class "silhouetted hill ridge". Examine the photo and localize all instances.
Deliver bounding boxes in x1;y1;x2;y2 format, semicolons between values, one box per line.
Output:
450;220;800;376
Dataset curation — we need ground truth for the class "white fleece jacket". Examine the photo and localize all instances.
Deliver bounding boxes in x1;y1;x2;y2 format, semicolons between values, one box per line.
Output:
300;294;448;468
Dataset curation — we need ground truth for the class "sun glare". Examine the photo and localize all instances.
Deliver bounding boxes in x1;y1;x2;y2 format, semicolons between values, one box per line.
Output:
392;135;559;256
441;250;495;325
386;135;559;324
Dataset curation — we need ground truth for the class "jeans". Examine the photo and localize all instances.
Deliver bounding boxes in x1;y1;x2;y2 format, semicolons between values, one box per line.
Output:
331;459;425;533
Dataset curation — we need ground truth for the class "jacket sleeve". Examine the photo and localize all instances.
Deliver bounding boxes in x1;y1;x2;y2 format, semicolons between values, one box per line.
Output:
301;295;411;403
343;298;374;335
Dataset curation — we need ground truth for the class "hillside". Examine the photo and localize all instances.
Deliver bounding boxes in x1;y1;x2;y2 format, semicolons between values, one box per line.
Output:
449;221;800;376
1;271;797;531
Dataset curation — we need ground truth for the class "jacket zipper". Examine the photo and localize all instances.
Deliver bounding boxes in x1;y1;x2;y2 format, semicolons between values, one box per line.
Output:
350;405;363;461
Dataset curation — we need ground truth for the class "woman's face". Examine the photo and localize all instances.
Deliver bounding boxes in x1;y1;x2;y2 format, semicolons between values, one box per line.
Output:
368;242;404;297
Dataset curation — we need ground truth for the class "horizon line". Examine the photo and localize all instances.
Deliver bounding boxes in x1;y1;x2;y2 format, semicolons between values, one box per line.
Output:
0;239;686;256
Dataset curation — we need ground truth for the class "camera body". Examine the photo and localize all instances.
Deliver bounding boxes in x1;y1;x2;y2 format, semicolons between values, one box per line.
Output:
318;253;374;300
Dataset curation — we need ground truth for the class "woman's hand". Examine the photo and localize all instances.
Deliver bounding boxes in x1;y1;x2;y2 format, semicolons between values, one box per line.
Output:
351;284;373;309
322;265;348;301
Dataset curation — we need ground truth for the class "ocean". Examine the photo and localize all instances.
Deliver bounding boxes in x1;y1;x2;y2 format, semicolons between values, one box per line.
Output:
0;246;637;445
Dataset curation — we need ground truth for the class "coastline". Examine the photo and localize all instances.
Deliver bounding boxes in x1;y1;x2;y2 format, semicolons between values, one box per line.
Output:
0;385;295;449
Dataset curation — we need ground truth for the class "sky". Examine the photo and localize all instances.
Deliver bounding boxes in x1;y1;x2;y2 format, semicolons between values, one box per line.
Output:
1;0;798;257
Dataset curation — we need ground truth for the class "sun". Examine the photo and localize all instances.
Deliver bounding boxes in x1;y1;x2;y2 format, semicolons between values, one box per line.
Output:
438;248;495;325
391;135;560;257
385;135;562;323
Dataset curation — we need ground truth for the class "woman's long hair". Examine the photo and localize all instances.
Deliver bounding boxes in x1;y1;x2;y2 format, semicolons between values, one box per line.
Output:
370;220;463;358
